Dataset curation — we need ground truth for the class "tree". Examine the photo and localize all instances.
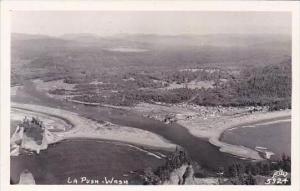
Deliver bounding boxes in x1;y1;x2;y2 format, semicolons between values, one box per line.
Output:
262;163;270;176
143;167;160;185
243;174;256;185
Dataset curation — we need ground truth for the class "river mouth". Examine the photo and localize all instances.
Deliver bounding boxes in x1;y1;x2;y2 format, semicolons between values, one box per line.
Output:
11;139;169;185
11;81;243;172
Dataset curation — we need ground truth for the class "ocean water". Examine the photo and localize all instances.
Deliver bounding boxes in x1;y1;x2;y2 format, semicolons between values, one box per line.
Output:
10;140;168;184
12;81;243;171
221;120;291;159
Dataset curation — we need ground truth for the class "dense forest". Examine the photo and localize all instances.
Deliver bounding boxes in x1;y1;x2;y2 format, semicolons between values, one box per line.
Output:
192;58;291;110
71;58;291;111
11;33;292;110
137;149;291;185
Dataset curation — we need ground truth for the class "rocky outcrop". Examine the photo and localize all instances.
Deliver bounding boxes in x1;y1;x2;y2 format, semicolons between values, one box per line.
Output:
11;117;55;155
163;164;220;185
19;170;36;184
21;128;48;154
141;149;221;185
163;164;195;185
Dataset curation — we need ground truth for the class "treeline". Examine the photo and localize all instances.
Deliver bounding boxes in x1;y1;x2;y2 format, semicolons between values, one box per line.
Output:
225;153;291;185
137;148;291;185
162;69;229;84
138;60;291;110
239;60;290;110
19;117;45;144
140;148;191;185
70;58;291;110
97;88;197;106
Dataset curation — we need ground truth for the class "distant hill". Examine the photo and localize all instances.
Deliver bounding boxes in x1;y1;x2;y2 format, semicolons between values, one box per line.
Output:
12;33;55;41
11;33;291;82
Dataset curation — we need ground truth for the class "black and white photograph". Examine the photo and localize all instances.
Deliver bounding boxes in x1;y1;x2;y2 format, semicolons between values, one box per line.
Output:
1;1;300;190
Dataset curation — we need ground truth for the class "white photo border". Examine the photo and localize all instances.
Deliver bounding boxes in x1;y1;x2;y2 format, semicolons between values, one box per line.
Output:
1;1;299;191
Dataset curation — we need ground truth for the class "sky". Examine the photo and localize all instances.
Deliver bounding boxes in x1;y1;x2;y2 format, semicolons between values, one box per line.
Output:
11;11;291;36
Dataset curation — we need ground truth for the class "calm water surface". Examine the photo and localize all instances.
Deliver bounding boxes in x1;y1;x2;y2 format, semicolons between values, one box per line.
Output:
11;140;167;184
12;81;241;170
11;81;261;184
221;121;291;159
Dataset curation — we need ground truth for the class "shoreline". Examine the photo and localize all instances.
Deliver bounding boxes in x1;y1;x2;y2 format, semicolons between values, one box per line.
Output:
53;138;171;158
10;102;177;155
67;101;291;160
201;110;291;161
11;99;291;161
127;102;291;161
219;117;291;141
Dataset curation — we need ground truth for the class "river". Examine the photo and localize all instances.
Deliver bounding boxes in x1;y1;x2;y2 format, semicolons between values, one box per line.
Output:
11;81;249;184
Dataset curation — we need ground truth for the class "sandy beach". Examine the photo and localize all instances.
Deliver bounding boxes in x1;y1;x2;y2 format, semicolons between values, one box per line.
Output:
129;103;291;160
24;79;290;160
11;100;291;160
179;109;291;160
208;112;290;159
11;102;177;152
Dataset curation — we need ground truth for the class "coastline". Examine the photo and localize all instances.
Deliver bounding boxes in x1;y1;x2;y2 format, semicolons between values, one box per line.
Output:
181;109;291;160
10;102;177;155
126;102;291;160
11;100;291;161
